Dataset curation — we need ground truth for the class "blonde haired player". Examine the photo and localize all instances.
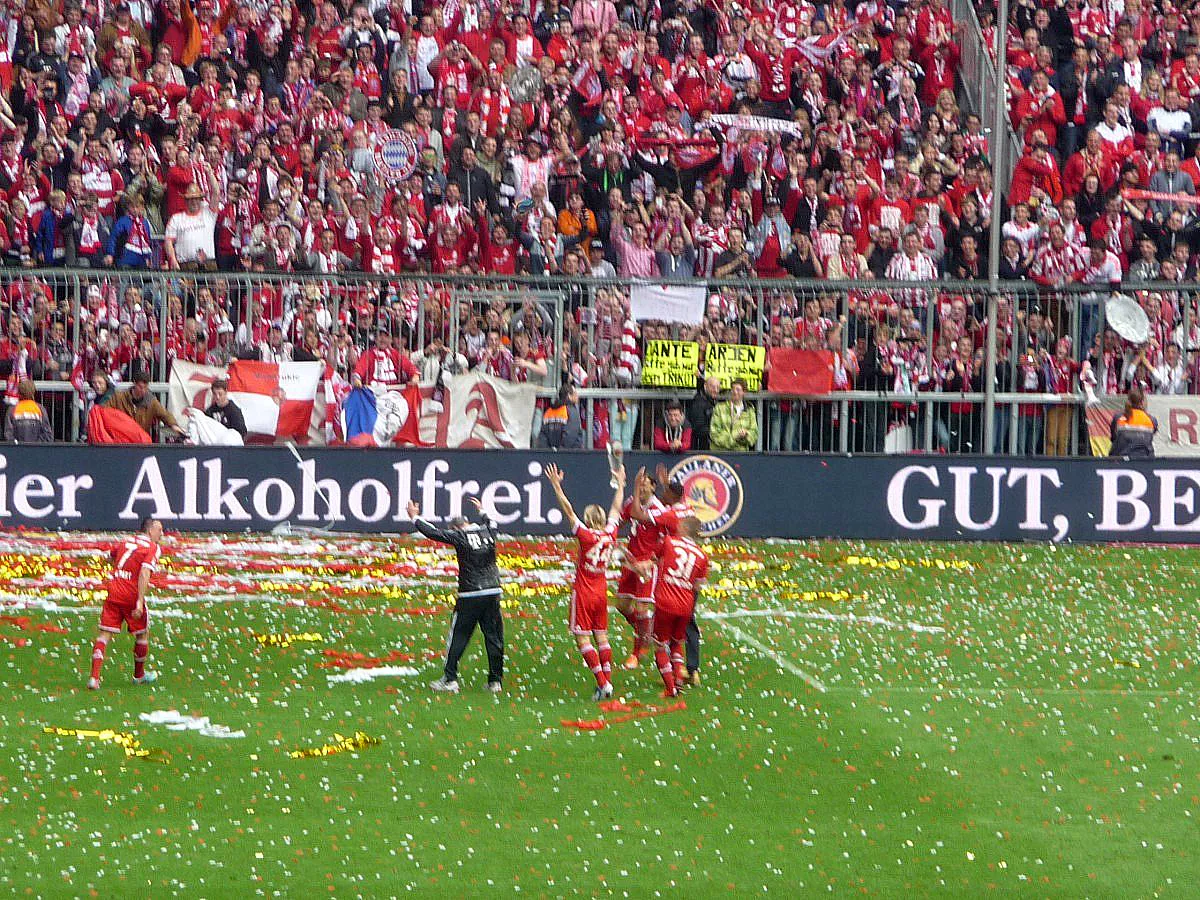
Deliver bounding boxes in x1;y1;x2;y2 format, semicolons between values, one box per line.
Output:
544;462;625;700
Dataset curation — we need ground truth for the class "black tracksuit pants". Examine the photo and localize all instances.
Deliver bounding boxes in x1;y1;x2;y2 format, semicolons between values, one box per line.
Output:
443;592;504;684
685;615;701;674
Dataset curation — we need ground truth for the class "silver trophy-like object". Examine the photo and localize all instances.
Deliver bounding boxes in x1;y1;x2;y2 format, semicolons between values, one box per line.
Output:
607;442;624;488
509;66;545;103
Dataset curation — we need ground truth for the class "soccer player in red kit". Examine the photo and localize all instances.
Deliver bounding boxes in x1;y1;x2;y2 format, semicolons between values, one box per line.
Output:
544;462;625;700
619;467;692;669
87;518;164;689
648;515;708;697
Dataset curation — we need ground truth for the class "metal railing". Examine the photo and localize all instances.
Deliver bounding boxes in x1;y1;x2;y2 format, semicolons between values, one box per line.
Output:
951;0;1022;192
2;268;1193;456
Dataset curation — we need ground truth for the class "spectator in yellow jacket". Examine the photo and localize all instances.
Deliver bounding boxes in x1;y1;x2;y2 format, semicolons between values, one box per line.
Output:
710;379;759;451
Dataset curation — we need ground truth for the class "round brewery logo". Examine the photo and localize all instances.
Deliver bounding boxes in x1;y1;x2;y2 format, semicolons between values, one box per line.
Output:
669;455;744;536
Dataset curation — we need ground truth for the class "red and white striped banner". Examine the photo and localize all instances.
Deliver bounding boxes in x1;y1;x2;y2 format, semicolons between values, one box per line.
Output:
169;360;326;444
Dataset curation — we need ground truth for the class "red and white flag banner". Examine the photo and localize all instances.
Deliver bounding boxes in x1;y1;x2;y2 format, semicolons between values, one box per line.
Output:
1147;395;1200;457
171;365;537;448
169;360;326;445
418;373;539;449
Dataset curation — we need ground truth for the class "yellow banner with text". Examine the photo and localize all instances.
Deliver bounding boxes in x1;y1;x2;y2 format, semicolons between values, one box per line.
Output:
641;341;765;391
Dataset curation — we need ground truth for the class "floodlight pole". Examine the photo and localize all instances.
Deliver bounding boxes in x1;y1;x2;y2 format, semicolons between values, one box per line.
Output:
984;0;1010;457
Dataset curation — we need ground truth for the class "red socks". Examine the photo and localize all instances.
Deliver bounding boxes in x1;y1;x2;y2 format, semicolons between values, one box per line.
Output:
633;611;653;658
134;640;148;679
580;644;607;687
90;639;107;681
597;643;612;679
655;646;677;696
671;642;686;682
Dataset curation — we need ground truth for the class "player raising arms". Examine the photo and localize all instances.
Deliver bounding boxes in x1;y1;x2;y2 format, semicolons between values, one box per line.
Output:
617;466;693;670
544;462;625;700
87;517;164;690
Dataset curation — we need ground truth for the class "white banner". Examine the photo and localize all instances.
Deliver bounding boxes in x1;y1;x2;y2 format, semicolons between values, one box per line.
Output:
1147;395;1200;457
184;411;244;446
706;114;804;136
421;372;539;449
629;281;707;325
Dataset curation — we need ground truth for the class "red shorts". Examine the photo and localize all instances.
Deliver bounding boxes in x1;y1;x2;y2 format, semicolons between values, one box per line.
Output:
99;598;148;634
617;564;655;602
570;588;608;635
652;606;692;643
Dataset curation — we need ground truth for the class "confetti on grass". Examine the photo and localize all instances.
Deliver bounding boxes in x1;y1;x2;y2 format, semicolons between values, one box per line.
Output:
3;530;1198;896
253;631;323;647
317;648;438;669
42;726;166;761
288;731;382;758
842;554;972;571
0;615;69;634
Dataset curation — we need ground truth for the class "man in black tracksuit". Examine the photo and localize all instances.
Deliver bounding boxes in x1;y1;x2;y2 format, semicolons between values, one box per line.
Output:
407;498;505;693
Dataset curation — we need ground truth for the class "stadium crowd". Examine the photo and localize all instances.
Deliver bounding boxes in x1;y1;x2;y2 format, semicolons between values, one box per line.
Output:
0;0;1197;452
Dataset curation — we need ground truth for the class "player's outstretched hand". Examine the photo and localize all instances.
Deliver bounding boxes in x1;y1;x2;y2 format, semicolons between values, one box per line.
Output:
406;500;420;519
544;463;564;486
635;467;654;492
468;496;484;514
654;462;670;486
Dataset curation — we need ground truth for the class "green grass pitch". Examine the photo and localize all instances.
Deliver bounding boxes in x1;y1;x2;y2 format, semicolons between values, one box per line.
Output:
0;532;1196;896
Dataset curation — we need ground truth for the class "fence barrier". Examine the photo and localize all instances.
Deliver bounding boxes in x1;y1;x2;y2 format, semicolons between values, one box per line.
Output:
2;268;1194;456
951;0;1022;192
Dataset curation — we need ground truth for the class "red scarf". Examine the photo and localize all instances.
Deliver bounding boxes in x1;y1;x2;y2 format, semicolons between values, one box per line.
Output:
479;86;512;134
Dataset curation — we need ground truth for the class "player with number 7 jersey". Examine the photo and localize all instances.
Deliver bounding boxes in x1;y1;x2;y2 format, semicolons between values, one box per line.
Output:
544;461;626;701
652;517;709;698
87;517;165;690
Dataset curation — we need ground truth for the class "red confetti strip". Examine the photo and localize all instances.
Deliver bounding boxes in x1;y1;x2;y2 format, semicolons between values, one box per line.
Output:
316;649;438;670
0;615;69;634
561;700;687;731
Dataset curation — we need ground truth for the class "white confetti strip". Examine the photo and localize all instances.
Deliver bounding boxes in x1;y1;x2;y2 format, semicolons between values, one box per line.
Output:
325;666;421;684
138;709;246;739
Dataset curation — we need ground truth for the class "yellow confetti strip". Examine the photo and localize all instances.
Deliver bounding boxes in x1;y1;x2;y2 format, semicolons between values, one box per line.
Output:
288;731;381;759
43;726;166;761
254;632;324;648
1112;658;1141;668
843;556;972;571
